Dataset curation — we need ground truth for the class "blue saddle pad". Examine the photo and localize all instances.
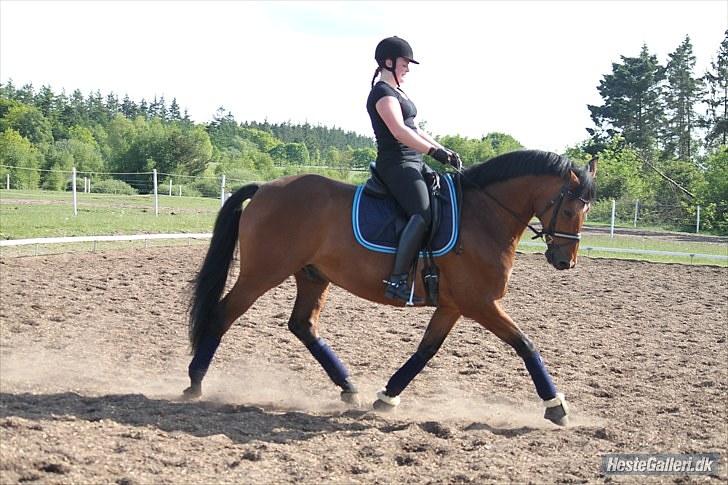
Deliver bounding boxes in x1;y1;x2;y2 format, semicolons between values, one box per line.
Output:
352;173;459;257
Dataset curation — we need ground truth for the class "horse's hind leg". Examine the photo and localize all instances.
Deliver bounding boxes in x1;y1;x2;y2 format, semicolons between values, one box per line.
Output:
185;274;283;398
288;267;358;403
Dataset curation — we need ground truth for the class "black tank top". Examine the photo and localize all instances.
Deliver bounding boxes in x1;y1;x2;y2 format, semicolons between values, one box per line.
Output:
366;81;423;165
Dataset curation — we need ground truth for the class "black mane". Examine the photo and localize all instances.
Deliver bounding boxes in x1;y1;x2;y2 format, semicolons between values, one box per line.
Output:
462;149;595;201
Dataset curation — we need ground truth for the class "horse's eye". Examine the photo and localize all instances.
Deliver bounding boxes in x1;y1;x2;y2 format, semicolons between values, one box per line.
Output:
564;209;575;218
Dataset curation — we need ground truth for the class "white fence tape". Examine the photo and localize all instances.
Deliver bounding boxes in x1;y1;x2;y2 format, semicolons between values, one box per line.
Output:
519;241;727;261
0;233;212;247
0;234;725;262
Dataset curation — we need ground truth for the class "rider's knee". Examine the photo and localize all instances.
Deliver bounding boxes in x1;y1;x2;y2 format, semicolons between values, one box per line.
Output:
411;212;430;229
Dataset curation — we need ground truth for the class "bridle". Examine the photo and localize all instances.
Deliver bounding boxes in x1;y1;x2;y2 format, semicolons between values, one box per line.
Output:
481;179;589;246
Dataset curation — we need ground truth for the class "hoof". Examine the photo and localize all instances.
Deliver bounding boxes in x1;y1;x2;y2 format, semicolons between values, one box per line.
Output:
544;403;569;426
543;392;569;426
181;385;202;401
372;389;400;412
341;391;360;407
372;399;397;412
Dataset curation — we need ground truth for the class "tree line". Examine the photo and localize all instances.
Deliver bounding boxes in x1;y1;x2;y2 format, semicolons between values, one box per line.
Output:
0;80;522;195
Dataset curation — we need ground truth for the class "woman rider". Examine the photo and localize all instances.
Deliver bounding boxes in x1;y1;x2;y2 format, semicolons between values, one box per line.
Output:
367;36;461;303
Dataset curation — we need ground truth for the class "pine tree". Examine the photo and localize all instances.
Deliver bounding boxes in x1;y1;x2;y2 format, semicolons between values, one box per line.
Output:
169;97;181;121
16;83;35;104
0;79;16;98
120;94;137;118
35;85;55;117
702;30;728;149
139;98;148;118
588;44;665;158
157;96;167;121
662;36;702;161
106;93;119;116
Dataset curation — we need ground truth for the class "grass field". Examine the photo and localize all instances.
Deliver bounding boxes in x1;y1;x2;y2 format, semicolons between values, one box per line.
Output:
1;189;726;266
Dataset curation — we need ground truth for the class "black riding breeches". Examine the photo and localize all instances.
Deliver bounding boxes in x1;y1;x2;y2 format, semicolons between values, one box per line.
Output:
376;161;432;227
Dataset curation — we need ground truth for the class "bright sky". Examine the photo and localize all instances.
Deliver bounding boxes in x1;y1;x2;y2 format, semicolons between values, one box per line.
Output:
1;1;726;152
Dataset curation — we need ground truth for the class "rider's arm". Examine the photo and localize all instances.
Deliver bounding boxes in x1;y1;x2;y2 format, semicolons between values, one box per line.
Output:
375;96;435;154
416;128;445;151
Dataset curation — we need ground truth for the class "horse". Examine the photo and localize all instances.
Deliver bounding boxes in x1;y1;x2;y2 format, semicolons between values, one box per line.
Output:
183;149;596;426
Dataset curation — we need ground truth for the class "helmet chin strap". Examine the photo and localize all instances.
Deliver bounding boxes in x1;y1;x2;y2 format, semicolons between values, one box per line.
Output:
385;60;400;87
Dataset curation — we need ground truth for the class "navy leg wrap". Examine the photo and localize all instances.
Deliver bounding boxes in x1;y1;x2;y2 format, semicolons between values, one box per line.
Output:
307;338;349;388
188;333;221;384
385;352;428;397
522;351;558;401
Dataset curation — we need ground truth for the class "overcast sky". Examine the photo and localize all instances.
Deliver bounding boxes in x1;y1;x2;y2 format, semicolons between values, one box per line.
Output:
1;0;726;152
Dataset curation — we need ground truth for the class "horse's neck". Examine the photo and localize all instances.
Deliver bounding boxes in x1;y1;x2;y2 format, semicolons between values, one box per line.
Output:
463;177;540;249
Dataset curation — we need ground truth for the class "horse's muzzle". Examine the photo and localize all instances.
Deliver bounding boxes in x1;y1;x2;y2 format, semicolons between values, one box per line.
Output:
545;246;573;271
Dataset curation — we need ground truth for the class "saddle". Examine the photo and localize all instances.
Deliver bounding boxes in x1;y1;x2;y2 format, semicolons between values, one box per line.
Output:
359;163;460;306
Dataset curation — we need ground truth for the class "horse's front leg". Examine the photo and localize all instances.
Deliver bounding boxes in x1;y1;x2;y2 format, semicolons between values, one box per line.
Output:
374;306;461;410
465;300;569;426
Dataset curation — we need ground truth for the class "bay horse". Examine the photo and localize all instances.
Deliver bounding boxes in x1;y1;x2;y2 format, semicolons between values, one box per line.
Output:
184;149;596;426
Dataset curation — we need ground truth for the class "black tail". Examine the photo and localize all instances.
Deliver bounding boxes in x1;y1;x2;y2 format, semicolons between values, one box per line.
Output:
189;183;260;353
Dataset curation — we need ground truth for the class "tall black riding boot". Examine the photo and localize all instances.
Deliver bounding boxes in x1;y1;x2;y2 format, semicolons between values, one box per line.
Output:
384;214;427;304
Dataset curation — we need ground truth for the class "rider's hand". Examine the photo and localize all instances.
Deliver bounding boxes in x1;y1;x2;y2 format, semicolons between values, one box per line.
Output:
428;147;450;165
446;149;463;171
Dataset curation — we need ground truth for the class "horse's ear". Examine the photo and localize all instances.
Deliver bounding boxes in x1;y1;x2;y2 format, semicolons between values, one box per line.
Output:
586;156;598;177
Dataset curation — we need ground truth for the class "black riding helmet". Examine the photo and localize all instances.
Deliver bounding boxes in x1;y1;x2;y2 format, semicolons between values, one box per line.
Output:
374;36;419;87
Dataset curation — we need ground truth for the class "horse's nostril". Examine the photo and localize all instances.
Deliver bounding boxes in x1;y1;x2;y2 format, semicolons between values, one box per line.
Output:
557;261;569;270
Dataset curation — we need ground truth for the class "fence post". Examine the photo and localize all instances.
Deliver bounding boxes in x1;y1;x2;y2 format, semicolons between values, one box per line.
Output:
72;167;78;216
696;205;700;234
153;169;159;216
169;179;172;196
220;174;226;208
610;199;616;238
179;185;182;197
633;200;639;227
5;174;9;190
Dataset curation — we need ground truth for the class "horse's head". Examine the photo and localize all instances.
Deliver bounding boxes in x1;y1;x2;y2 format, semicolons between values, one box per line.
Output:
535;158;597;270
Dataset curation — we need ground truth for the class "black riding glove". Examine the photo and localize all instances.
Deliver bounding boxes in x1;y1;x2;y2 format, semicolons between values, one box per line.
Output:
428;147;450;165
446;149;463;171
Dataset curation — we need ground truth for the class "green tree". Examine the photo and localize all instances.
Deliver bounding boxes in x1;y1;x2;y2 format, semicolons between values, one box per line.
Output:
106;114;138;172
165;124;213;175
67;125;105;173
169;98;181;121
0;129;43;188
565;136;646;200
702;30;728;149
270;142;310;165
482;132;521;156
0;104;53;145
662;36;702;161
42;140;75;190
698;147;728;232
351;147;376;169
588;44;665;157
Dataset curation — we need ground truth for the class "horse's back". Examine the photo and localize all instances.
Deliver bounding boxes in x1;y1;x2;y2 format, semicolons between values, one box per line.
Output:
247;174;353;217
236;174;355;260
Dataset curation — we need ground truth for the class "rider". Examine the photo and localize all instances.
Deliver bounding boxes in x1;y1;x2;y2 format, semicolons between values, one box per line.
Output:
367;36;462;303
